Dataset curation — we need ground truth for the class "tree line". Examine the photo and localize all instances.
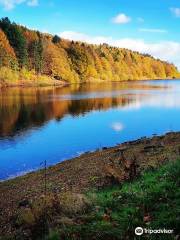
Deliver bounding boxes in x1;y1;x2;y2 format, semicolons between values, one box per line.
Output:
0;17;179;83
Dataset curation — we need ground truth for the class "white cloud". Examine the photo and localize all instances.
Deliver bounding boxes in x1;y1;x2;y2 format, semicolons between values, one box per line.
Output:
27;0;38;6
121;93;180;110
112;13;131;24
60;31;180;70
60;31;113;45
111;122;124;132
139;28;167;33
170;7;180;17
0;0;38;10
0;0;24;10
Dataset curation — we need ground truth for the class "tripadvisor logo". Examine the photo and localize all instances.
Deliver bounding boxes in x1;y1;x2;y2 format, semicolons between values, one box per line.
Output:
135;227;143;236
135;227;174;235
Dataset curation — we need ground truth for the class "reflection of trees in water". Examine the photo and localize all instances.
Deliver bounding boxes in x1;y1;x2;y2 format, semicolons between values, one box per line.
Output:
0;82;165;137
11;103;47;133
68;96;134;116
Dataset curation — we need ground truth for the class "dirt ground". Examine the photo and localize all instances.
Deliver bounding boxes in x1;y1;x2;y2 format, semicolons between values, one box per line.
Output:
0;131;180;237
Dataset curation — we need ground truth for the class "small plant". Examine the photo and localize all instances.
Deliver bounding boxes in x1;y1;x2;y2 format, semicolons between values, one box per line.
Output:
46;230;59;240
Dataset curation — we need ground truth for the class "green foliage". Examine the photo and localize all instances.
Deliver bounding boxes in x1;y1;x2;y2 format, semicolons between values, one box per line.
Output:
45;230;59;240
29;38;43;73
0;17;28;68
52;35;61;44
67;44;88;78
46;160;180;239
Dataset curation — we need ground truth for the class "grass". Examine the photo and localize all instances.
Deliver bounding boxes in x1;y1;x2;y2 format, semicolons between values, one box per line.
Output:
46;159;180;240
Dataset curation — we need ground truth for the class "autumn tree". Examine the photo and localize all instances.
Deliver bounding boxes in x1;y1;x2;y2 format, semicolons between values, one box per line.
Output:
67;44;88;79
0;29;17;69
0;17;28;68
0;17;179;83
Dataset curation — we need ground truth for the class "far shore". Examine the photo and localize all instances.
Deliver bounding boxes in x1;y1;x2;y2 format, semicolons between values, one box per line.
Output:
0;77;179;89
0;79;69;89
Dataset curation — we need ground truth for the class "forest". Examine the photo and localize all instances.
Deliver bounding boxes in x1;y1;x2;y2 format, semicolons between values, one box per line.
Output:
0;17;179;86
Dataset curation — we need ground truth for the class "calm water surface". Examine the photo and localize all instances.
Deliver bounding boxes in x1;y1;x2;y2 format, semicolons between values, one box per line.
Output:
0;80;180;180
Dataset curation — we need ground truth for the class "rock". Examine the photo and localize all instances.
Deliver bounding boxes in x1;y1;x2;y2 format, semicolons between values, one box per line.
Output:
54;75;61;80
104;165;123;183
58;192;91;216
144;145;156;151
16;208;35;226
56;216;74;226
18;199;30;208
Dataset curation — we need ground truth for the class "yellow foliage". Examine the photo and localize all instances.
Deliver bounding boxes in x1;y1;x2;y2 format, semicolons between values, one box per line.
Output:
0;18;179;85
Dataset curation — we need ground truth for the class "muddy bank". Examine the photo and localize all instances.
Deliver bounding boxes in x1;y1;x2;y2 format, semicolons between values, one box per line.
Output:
0;132;180;237
0;79;69;89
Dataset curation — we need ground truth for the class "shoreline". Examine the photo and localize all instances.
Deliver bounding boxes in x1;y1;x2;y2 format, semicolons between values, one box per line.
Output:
1;131;180;188
1;131;180;185
0;79;69;89
0;77;179;89
0;131;179;183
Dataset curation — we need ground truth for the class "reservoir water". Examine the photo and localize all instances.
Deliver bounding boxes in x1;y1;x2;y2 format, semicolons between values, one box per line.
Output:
0;80;180;180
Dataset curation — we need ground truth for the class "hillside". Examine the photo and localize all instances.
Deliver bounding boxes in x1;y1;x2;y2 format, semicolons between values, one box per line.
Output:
0;17;179;87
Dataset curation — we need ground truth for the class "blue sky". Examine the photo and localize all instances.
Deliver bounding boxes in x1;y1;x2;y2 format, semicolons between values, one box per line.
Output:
0;0;180;69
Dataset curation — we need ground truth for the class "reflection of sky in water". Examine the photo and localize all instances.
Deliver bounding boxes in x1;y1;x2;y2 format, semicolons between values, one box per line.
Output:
57;90;167;100
0;80;180;180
